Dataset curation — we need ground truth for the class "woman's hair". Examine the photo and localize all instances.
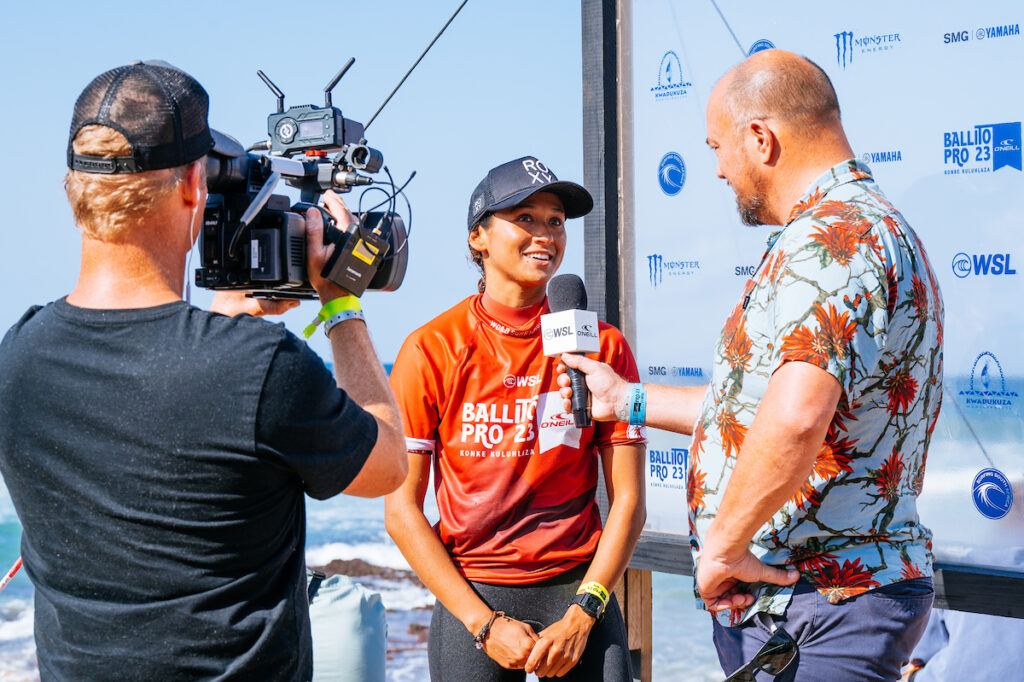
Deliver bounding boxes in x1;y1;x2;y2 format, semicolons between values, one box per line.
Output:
64;124;185;241
468;213;494;293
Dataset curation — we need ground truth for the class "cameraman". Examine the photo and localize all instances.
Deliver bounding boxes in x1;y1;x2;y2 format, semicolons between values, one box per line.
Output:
0;61;406;680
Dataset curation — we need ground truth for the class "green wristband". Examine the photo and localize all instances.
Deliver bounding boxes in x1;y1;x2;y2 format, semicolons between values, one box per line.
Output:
303;295;361;338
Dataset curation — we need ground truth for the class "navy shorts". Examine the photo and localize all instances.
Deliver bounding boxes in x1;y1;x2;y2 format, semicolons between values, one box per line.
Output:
712;578;934;681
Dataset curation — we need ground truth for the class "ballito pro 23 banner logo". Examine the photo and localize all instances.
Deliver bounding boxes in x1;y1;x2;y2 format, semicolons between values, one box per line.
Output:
944;122;1022;175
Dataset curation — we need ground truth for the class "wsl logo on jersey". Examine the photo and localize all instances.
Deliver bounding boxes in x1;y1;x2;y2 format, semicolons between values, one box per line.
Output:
944;122;1022;175
834;29;902;69
651;51;691;101
951;252;1017;278
747;39;775;56
861;150;903;165
647;254;700;287
658;152;686;196
959;351;1018;409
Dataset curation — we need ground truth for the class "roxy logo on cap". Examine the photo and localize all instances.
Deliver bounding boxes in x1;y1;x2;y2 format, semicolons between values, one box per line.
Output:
522;158;553;184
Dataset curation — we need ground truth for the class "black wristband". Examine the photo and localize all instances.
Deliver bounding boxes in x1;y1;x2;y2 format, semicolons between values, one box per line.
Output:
473;610;504;649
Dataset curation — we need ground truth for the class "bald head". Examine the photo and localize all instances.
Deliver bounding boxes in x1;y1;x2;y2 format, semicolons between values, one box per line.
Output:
718;50;840;135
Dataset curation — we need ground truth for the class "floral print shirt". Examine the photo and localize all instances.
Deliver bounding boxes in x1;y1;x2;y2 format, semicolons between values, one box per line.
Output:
689;160;944;626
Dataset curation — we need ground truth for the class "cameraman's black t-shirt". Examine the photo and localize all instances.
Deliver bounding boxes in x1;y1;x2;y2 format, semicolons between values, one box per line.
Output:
0;298;377;681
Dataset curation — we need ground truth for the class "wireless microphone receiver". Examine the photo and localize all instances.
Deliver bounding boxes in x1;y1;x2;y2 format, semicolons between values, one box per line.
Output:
541;274;600;428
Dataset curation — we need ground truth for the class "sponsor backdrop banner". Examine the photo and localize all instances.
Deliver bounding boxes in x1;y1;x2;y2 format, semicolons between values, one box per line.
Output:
629;1;1023;570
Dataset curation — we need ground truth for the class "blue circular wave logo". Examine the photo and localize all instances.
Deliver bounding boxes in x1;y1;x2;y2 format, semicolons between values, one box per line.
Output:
748;39;776;55
658;152;686;196
972;468;1013;519
952;252;972;278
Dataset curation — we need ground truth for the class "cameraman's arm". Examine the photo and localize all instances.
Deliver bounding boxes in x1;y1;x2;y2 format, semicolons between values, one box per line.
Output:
307;191;407;498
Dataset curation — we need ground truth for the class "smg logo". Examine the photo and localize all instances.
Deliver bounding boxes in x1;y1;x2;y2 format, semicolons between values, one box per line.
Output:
951;252;1017;278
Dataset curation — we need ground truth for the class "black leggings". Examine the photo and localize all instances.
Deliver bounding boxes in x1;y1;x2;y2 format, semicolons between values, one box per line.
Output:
427;565;633;681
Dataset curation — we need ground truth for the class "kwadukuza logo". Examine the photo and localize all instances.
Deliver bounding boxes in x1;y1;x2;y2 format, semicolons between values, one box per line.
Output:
834;29;902;69
944;122;1022;175
651;50;691;101
959;351;1018;409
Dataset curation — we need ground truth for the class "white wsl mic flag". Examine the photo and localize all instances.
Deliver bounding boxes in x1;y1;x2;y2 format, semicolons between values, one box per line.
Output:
540;309;600;356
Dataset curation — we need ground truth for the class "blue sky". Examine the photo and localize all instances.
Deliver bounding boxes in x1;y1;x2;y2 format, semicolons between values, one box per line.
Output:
0;1;585;362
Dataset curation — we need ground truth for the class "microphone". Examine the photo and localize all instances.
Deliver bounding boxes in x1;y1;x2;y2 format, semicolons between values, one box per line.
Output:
541;274;600;428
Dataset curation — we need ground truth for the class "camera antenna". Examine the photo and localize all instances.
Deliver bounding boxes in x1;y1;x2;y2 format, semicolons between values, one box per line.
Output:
365;0;470;130
324;58;355;108
257;70;286;113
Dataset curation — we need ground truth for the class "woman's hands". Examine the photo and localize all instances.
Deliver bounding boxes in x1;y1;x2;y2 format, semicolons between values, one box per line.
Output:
482;616;539;670
524;606;595;677
483;609;595;677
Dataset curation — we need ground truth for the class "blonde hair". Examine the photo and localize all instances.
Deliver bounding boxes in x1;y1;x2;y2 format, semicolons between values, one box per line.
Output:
64;125;185;240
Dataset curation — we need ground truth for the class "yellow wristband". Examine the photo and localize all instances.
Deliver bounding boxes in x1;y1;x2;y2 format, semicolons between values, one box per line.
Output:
577;581;609;606
303;295;361;338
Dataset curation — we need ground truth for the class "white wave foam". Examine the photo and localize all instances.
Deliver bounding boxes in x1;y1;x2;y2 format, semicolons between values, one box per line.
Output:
306;542;410;571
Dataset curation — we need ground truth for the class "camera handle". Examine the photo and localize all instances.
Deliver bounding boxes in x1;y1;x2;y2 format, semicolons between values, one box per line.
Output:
292;202;343;246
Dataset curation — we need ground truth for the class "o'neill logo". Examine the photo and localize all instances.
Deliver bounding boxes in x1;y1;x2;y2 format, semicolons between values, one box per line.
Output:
647;254;700;287
951;252;1017;278
658;152;686;196
972;468;1013;520
747;38;775;55
651;50;692;100
861;150;903;165
959;351;1018;409
944;122;1022;175
834;30;902;69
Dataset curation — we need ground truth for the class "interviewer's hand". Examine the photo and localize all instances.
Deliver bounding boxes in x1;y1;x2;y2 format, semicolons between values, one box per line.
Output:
482;616;539;670
556;353;629;422
306;190;355;303
525;606;594;677
696;527;800;613
209;292;300;317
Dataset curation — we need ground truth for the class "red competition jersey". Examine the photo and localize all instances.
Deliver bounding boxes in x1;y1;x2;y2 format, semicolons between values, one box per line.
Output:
389;295;645;585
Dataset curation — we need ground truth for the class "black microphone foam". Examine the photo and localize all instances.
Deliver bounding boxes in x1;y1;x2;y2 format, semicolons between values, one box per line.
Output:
547;273;588;312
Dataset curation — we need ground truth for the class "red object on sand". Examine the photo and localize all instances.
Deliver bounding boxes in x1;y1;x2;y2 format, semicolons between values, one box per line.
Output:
0;555;22;593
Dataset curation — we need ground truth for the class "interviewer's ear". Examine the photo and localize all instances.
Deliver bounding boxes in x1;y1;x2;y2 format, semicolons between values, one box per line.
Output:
746;119;777;165
181;159;205;208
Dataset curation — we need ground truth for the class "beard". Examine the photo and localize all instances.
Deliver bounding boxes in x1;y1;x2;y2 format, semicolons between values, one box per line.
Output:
733;169;770;226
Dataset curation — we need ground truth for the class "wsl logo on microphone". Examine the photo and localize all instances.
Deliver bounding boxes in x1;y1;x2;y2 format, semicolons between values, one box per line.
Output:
951;252;1017;278
658;152;686;196
834;29;902;69
943;122;1022;175
650;50;691;101
958;351;1018;409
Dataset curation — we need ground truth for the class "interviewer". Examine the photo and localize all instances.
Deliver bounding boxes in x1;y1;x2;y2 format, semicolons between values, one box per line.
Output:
0;61;406;680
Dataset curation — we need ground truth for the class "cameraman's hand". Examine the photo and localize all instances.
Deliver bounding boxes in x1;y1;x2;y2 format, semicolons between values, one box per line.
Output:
210;291;300;317
305;190;354;303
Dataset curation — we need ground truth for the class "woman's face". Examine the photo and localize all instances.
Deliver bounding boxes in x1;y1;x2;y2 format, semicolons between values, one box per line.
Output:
470;191;566;302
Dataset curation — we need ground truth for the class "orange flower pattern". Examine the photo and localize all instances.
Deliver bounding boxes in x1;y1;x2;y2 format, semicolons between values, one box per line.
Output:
691;160;944;627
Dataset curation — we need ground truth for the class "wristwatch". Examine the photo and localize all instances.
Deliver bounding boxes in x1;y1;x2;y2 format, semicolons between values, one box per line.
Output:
570;591;606;619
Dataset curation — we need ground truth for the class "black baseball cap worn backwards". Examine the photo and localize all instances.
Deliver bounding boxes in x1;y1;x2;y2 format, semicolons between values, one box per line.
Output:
67;60;216;174
467;156;594;230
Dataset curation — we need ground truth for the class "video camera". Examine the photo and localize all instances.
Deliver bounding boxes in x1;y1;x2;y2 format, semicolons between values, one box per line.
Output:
196;60;409;299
